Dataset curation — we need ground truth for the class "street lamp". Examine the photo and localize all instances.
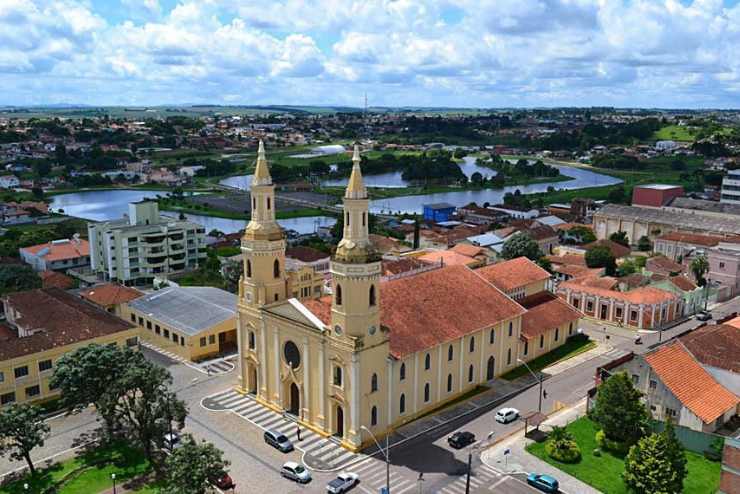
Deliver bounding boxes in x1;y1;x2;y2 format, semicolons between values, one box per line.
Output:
361;425;390;494
517;358;543;413
23;483;28;492
465;432;494;494
111;473;117;494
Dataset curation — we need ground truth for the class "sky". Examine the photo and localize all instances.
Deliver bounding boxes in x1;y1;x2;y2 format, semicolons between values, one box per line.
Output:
2;0;740;108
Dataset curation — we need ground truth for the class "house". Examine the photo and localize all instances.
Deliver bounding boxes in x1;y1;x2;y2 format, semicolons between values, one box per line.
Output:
654;232;723;261
79;283;144;317
19;236;90;272
418;249;481;268
613;340;737;432
631;184;684;208
475;257;551;301
645;255;684;277
518;292;583;362
38;270;74;290
708;240;740;299
0;288;139;407
680;323;740;396
125;286;238;362
286;246;331;274
457;203;509;225
648;275;703;316
0;175;20;189
450;243;490;265
369;234;411;256
583;239;631;260
423;203;455;223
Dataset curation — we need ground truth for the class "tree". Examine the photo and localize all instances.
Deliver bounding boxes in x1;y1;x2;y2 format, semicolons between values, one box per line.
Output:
637;235;652;252
609;230;630;247
591;372;649;445
690;255;709;287
0;265;41;296
470;171;484;186
163;435;230;494
501;233;543;261
0;404;50;475
623;421;687;494
31;187;44;199
585;245;617;276
607;185;627;204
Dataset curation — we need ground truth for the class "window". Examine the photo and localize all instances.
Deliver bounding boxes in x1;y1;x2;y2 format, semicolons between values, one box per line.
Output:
666;407;677;418
362;212;366;227
631;374;639;385
508;322;513;337
14;366;28;379
371;373;378;393
180;336;185;347
448;345;453;361
273;260;280;278
631;310;638;321
616;307;623;318
424;383;430;402
468;365;474;383
424;353;431;370
146;320;152;330
25;385;40;398
399;363;406;381
333;366;343;387
155;326;161;335
172;332;178;343
399;394;406;414
252;197;256;210
371;406;378;426
0;372;3;383
246;260;252;278
164;329;170;338
507;348;512;365
39;360;52;372
469;337;475;353
586;300;593;311
523;341;529;356
130;313;136;322
248;331;256;350
489;329;495;344
127;337;138;347
267;197;271;210
209;334;216;345
200;337;207;347
447;374;453;392
719;262;725;269
569;322;573;335
1;392;15;405
539;335;544;349
138;316;144;326
346;212;350;226
369;285;376;307
336;284;342;305
555;328;559;341
649;380;657;390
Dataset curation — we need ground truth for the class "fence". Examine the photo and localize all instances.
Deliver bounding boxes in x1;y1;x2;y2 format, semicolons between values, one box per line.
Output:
650;420;723;455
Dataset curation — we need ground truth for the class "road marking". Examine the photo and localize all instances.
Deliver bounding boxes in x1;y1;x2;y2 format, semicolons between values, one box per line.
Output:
489;476;508;489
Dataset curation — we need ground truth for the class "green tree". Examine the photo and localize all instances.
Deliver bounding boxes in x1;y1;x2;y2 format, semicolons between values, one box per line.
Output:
585;245;617;276
623;421;687;494
591;372;649;445
470;171;484;186
690;255;709;287
501;233;543;261
637;235;652;252
607;185;627;204
609;230;630;247
0;265;41;296
163;435;230;494
0;404;50;475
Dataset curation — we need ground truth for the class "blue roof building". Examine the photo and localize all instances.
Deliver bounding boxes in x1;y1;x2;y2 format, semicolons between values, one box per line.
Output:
423;203;456;223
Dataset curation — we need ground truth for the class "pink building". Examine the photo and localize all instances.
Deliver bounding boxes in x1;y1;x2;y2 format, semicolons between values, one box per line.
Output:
708;241;740;299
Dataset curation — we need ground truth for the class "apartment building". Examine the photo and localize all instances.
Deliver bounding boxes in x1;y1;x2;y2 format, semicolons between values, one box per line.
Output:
88;200;207;286
721;169;740;204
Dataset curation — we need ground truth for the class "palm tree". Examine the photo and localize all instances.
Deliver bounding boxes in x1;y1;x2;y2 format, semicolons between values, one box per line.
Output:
690;255;709;286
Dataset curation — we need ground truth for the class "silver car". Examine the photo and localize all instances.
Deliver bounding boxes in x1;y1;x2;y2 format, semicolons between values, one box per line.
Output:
281;461;312;484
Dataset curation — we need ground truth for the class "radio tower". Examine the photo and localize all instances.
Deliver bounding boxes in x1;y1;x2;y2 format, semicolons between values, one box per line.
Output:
363;92;369;141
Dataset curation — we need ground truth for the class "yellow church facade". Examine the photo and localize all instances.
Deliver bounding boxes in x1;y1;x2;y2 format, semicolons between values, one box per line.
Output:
236;142;541;451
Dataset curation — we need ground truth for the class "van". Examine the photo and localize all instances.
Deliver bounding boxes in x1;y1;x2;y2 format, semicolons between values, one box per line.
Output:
264;430;294;452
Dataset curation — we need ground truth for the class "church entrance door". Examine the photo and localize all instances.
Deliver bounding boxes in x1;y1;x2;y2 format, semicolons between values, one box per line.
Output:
247;365;257;394
334;405;344;438
486;356;495;381
288;383;300;416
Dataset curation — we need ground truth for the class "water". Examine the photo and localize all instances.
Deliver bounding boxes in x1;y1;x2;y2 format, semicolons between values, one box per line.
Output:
290;144;347;159
219;174;253;190
169;213;336;235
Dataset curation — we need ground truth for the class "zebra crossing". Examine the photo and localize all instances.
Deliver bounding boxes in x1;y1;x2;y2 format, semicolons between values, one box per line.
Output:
350;458;418;494
202;358;235;375
203;389;360;470
140;341;235;375
602;347;630;360
439;463;503;494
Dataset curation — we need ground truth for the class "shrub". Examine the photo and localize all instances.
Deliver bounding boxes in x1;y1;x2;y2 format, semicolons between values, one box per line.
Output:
596;429;630;454
593;448;601;457
546;438;582;463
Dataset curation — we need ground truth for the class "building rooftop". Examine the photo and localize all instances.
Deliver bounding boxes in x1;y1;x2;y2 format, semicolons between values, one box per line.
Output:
128;286;237;336
519;292;582;339
80;283;144;307
637;184;683;191
680;324;740;374
546;253;587;267
475;257;551;292
668;196;740;216
0;288;135;361
644;341;738;424
596;204;740;235
560;277;678;305
39;270;74;289
424;202;455;210
20;238;89;262
584;239;631;259
286;246;330;263
418;249;478;267
655;231;724;247
450;243;485;258
466;232;505;248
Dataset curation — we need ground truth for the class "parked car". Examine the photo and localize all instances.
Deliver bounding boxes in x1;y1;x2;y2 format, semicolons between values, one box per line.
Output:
696;311;712;321
212;472;236;490
163;431;182;452
281;461;312;484
447;431;476;449
326;471;359;493
264;430;294;452
527;473;559;493
495;407;520;424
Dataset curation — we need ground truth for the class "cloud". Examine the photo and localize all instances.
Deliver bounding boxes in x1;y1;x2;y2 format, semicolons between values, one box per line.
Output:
1;0;740;107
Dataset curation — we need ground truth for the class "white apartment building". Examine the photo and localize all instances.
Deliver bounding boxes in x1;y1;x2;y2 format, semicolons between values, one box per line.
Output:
88;200;207;286
721;169;740;205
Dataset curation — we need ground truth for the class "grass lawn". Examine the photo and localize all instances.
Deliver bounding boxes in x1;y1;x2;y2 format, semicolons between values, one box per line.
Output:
526;417;721;494
652;124;699;142
501;337;596;381
0;441;151;494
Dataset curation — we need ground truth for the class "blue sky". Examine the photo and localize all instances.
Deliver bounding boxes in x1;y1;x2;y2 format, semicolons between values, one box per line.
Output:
2;0;740;108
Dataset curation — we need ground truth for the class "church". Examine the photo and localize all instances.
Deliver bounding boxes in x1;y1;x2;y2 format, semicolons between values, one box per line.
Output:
236;141;580;451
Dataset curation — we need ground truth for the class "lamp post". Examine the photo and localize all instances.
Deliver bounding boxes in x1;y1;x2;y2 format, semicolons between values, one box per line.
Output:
23;483;29;493
111;473;117;494
361;425;390;494
465;432;494;494
517;358;543;413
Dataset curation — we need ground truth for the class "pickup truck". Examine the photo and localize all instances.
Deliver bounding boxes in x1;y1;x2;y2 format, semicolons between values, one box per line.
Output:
326;472;359;493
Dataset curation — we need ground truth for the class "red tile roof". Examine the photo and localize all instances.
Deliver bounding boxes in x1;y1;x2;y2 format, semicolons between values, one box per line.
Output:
302;296;332;325
552;264;601;278
381;257;434;276
680;324;740;373
560;278;678;305
584;239;631;259
79;283;144;307
418;250;478;267
669;275;697;292
646;255;683;274
286;246;330;263
519;292;582;339
381;266;526;358
475;257;551;292
656;232;723;247
546;253;587;267
39;270;74;289
20;238;89;262
451;243;485;258
645;341;738;424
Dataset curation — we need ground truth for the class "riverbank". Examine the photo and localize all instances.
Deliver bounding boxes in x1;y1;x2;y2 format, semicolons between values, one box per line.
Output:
45;184;213;197
158;201;326;221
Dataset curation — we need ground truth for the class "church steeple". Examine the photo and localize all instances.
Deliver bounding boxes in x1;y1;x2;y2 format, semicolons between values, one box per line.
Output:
244;140;281;237
335;143;373;264
345;144;366;200
253;140;272;186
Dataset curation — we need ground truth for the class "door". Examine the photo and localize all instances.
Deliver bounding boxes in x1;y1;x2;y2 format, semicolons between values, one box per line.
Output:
289;383;300;416
600;304;608;319
335;405;344;438
486;356;495;380
248;365;257;394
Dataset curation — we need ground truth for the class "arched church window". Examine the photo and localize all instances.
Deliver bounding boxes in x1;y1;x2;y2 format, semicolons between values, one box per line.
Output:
399;394;406;414
273;259;280;278
448;345;454;361
346;212;350;226
369;285;376;307
469;336;475;353
371;406;377;426
246;259;252;278
336;284;342;305
248;331;255;350
371;373;378;393
399;363;406;381
283;341;300;369
267;197;271;210
447;373;453;392
362;212;366;227
424;353;431;370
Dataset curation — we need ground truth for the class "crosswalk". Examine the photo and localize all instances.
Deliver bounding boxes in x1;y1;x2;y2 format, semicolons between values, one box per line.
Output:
351;457;418;494
202;358;235;375
439;463;503;494
204;389;360;470
601;347;630;360
140;341;235;375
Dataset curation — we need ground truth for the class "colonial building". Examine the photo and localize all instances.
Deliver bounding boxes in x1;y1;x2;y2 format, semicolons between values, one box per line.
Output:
236;143;545;451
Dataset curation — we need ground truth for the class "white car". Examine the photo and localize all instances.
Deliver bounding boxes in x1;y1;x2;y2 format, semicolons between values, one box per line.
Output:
495;407;520;424
281;461;312;484
326;471;359;493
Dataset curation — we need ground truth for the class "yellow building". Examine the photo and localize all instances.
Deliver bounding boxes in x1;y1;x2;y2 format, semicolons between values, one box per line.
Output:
517;292;583;361
0;288;139;407
237;143;541;451
124;286;238;362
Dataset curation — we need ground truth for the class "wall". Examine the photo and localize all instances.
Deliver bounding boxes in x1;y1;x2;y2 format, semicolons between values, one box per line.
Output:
519;320;577;362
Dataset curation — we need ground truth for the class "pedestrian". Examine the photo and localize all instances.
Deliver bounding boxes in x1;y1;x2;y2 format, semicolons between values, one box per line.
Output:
296;426;301;441
543;390;548;399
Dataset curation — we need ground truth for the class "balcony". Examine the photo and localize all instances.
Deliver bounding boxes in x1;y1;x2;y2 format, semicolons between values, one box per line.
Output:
169;243;185;253
146;256;167;267
142;233;166;244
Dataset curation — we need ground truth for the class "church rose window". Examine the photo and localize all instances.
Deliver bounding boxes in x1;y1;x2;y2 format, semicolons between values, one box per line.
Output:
283;340;301;369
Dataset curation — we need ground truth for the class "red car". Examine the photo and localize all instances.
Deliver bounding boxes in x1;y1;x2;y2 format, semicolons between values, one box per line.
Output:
212;473;236;490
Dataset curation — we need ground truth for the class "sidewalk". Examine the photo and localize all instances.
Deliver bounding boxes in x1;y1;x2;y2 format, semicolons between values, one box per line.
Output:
480;399;601;494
